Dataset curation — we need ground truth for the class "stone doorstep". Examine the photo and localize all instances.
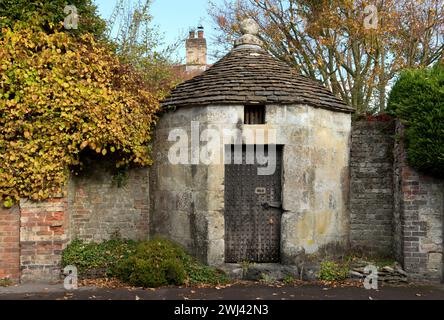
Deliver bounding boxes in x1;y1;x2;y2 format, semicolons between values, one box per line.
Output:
218;263;299;281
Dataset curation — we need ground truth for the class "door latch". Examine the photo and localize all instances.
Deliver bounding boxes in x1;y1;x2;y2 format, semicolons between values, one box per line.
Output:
261;201;282;209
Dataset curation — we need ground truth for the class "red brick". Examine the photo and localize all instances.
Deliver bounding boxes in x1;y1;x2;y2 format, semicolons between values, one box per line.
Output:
0;206;20;282
18;197;69;282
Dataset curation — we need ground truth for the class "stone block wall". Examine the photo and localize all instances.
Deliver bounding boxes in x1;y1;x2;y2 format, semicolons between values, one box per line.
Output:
0;205;20;282
351;120;443;282
68;164;150;242
350;121;395;255
150;107;212;263
393;122;444;281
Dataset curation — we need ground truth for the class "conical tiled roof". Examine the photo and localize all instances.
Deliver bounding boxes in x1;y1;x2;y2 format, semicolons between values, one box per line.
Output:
162;20;353;113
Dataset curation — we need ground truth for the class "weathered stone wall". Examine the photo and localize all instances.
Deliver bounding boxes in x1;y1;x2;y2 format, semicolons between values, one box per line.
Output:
270;105;351;263
67;163;150;242
150;107;214;263
0;205;20;283
3;115;442;283
393;122;444;281
351;120;443;281
151;104;352;265
350;121;395;255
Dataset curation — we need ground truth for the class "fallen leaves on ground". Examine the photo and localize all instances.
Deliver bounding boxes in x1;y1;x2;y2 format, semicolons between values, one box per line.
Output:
56;292;74;300
314;279;364;288
79;278;137;290
78;277;410;292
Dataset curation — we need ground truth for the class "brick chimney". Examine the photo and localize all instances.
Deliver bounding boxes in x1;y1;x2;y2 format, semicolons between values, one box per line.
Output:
186;26;207;72
197;25;204;39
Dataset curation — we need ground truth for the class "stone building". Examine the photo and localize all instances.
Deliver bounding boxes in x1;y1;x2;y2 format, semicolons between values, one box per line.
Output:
151;19;354;267
0;20;442;284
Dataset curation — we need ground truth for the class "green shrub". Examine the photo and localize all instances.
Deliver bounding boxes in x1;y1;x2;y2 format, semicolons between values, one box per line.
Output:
283;275;295;284
114;238;229;288
387;63;444;177
318;261;349;281
114;238;188;287
0;278;13;287
61;238;136;275
183;260;229;286
62;237;228;288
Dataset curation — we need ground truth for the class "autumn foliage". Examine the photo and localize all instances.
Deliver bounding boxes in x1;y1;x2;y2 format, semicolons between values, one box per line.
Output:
0;25;160;207
209;0;444;113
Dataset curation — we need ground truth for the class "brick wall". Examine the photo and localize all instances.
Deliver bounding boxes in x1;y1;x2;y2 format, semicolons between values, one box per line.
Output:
350;121;395;256
1;163;150;283
3;119;442;283
68;163;149;242
19;198;69;283
394;122;444;281
0;205;20;283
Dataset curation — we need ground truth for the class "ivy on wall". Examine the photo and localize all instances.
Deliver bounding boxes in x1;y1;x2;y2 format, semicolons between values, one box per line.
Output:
0;0;107;38
0;25;160;207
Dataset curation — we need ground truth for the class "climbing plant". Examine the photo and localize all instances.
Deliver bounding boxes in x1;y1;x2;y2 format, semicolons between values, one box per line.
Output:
0;0;107;38
387;62;444;177
0;24;160;207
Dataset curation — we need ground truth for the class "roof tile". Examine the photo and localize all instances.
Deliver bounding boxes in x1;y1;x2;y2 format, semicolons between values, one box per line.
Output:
162;46;354;113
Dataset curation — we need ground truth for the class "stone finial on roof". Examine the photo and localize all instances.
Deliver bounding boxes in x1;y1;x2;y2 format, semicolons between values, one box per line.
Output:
234;18;263;48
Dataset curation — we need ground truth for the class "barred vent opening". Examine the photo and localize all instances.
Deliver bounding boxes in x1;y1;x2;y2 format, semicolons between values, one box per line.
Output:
244;105;265;124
